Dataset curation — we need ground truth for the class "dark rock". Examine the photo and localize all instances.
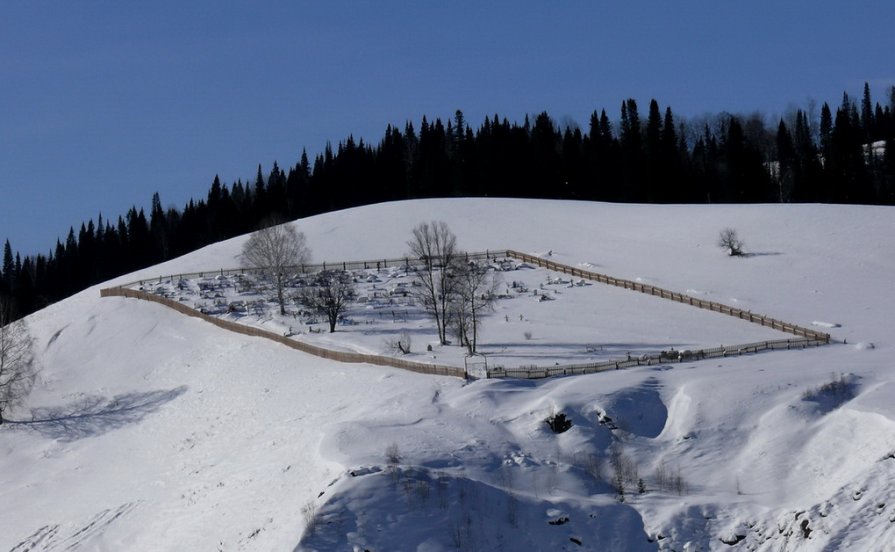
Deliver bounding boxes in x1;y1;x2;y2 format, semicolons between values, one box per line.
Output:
720;534;746;545
548;516;570;526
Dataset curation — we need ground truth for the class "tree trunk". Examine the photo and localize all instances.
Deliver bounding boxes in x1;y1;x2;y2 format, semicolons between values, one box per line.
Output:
277;274;286;315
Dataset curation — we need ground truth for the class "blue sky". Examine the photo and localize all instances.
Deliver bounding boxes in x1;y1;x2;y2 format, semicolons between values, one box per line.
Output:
2;1;893;255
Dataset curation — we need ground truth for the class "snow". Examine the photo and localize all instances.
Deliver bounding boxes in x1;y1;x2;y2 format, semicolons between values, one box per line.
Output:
2;199;894;551
130;259;792;372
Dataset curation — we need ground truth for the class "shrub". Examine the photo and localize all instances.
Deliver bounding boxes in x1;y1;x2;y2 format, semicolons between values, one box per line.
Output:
386;442;402;482
717;228;744;256
610;448;639;495
654;461;687;495
546;412;572;433
386;332;412;355
386;442;402;466
301;501;317;534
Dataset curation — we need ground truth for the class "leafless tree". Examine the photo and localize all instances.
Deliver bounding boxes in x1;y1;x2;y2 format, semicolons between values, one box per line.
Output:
0;299;36;425
718;227;744;256
386;331;412;355
449;262;500;355
241;217;311;314
407;221;459;345
300;270;355;333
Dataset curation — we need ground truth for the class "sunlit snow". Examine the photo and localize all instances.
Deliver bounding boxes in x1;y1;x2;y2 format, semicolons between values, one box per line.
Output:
2;199;893;551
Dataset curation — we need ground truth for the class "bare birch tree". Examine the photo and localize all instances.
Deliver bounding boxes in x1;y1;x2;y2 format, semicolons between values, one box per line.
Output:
449;262;500;355
300;270;355;333
407;221;458;345
0;299;36;425
241;217;311;315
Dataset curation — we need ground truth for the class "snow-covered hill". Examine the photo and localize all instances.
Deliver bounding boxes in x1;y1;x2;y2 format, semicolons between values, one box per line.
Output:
2;199;893;551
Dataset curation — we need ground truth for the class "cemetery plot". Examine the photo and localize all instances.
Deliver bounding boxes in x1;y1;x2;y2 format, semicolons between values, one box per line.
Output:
132;257;792;370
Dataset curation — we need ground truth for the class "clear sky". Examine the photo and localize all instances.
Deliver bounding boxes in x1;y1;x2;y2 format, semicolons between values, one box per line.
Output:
2;1;893;255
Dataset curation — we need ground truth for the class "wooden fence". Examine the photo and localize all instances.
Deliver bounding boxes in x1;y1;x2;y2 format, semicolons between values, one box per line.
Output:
120;250;511;290
100;286;466;379
504;250;830;342
489;337;828;379
100;248;831;381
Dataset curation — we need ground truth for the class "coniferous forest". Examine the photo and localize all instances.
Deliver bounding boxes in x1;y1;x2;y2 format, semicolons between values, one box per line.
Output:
2;85;894;321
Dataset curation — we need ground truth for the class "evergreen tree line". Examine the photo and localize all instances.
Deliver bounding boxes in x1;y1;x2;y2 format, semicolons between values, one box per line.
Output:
2;84;894;321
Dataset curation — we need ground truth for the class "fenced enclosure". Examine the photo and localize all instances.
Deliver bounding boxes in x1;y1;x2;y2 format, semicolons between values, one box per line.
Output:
100;285;466;378
101;249;831;380
121;250;511;291
504;250;830;342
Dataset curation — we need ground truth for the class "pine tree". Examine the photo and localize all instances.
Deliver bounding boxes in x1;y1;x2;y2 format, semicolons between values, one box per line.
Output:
266;161;287;216
13;256;36;315
819;103;833;157
2;240;14;293
619;99;644;200
453;110;466;151
883;133;895;203
531;112;562;195
287;150;311;217
252;164;267;223
861;82;874;142
644;99;663;202
149;192;168;262
775;120;796;202
830;104;871;202
126;207;151;271
789;111;822;202
659;107;682;202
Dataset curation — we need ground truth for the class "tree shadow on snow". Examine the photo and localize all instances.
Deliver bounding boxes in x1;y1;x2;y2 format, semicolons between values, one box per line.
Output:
801;374;858;414
741;251;783;258
7;386;188;442
483;341;688;351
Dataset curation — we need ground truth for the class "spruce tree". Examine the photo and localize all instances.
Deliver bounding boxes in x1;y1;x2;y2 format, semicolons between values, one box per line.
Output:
531;112;561;195
2;240;14;292
619;99;644;201
861;82;874;141
645;99;663;202
789;111;821;202
883;134;895;203
149;192;168;262
660;107;682;202
776;120;795;202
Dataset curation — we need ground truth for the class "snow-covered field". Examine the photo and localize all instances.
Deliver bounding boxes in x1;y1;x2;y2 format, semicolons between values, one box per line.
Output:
133;256;792;372
2;199;894;551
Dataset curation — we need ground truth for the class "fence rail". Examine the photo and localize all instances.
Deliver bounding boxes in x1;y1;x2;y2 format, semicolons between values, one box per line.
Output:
119;250;512;290
504;250;831;343
488;337;828;379
101;248;831;381
100;286;466;379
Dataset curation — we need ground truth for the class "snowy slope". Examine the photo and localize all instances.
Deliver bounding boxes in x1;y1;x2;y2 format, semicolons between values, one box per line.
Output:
2;199;893;551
